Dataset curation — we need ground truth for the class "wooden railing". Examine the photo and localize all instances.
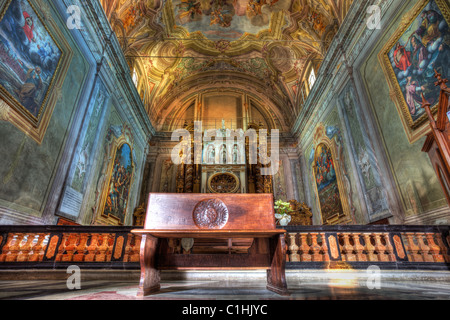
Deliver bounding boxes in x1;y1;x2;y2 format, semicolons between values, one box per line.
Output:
0;225;449;270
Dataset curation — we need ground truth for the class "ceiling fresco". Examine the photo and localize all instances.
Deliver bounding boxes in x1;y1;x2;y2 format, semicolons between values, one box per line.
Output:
171;0;291;40
100;0;354;131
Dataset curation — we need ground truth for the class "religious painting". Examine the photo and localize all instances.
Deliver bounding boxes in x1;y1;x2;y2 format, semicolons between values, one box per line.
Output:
172;0;291;40
0;0;63;125
379;0;449;142
102;143;134;225
313;143;344;223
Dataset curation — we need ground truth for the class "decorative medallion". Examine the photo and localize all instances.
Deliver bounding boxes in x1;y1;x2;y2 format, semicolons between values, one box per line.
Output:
193;199;229;229
208;172;240;193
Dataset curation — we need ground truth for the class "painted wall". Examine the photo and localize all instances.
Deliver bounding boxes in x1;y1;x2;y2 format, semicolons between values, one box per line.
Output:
0;0;89;224
359;0;448;222
0;0;151;226
302;108;364;225
79;102;146;226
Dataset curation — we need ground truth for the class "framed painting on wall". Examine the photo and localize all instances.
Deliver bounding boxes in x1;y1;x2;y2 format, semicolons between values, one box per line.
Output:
311;124;352;225
100;142;135;225
378;0;449;143
0;0;71;143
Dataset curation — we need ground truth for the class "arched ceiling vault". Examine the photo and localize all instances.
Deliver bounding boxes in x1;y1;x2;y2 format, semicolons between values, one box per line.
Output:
100;0;354;132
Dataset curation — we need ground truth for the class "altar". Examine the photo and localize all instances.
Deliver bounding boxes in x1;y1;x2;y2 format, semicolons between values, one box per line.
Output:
200;124;247;194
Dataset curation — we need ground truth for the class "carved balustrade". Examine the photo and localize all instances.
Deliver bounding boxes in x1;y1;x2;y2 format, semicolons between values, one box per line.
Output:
283;225;450;270
0;225;449;270
0;226;142;268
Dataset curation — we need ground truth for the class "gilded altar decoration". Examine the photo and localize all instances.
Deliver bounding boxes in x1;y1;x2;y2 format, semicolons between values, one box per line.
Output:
378;0;450;143
133;203;146;226
0;0;71;143
288;200;313;226
193;198;229;229
208;172;240;193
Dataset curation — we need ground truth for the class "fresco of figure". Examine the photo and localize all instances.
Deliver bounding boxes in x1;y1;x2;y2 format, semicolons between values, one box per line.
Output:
388;0;448;122
0;0;62;117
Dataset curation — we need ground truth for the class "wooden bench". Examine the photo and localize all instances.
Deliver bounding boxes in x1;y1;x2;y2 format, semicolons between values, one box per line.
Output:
131;193;289;296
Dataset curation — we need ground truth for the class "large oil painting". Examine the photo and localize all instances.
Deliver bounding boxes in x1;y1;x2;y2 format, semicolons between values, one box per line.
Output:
314;143;344;223
379;0;449;141
0;0;62;123
102;143;134;225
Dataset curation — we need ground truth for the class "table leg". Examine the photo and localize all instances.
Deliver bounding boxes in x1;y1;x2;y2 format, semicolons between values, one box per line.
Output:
267;234;290;296
137;234;161;296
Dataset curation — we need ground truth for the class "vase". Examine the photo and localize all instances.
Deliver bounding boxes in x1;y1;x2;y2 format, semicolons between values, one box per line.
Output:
279;215;291;226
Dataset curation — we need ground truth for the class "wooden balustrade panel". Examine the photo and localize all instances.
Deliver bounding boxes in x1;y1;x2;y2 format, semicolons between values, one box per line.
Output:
0;226;448;270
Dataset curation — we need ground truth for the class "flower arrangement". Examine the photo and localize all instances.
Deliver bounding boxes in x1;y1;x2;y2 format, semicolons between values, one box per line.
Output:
274;199;293;226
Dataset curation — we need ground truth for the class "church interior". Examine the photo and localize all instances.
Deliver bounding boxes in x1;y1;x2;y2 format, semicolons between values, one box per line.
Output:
0;0;450;302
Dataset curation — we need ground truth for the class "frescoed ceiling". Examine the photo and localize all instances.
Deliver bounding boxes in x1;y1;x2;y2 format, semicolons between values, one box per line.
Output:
100;0;354;131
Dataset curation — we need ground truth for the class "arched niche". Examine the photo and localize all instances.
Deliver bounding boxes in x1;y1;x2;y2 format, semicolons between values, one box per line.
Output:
96;136;135;226
311;124;352;225
161;90;279;132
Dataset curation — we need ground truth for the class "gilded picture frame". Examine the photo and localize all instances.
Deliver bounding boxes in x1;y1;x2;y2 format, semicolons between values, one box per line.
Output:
311;124;352;225
378;0;450;143
0;0;72;144
97;135;135;226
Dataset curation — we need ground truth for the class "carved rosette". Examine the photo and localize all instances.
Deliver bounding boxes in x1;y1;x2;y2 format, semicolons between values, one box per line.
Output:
193;199;229;229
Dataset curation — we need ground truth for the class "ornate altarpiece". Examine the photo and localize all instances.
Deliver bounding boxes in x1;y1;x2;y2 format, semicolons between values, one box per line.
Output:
311;124;352;225
95;132;135;226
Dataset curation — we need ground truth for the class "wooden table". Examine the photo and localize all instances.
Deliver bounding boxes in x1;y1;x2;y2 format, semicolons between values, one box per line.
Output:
132;193;289;296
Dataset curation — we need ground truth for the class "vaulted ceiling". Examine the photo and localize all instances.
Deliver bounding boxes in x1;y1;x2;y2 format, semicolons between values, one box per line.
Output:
100;0;353;132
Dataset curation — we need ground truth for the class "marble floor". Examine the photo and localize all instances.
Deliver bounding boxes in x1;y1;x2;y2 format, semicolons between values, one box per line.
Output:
1;270;450;301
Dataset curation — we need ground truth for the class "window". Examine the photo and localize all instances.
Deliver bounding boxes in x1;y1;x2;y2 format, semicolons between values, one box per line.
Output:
308;68;316;90
132;68;138;87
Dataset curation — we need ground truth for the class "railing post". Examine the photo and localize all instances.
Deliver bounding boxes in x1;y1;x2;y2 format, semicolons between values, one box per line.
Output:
383;233;396;262
74;233;89;262
288;233;300;262
86;234;99;262
299;233;311;262
319;233;330;262
353;233;366;262
6;233;24;262
16;233;34;262
363;234;377;262
310;233;322;262
404;233;423;262
341;233;356;262
416;233;434;262
373;233;388;262
425;233;444;263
